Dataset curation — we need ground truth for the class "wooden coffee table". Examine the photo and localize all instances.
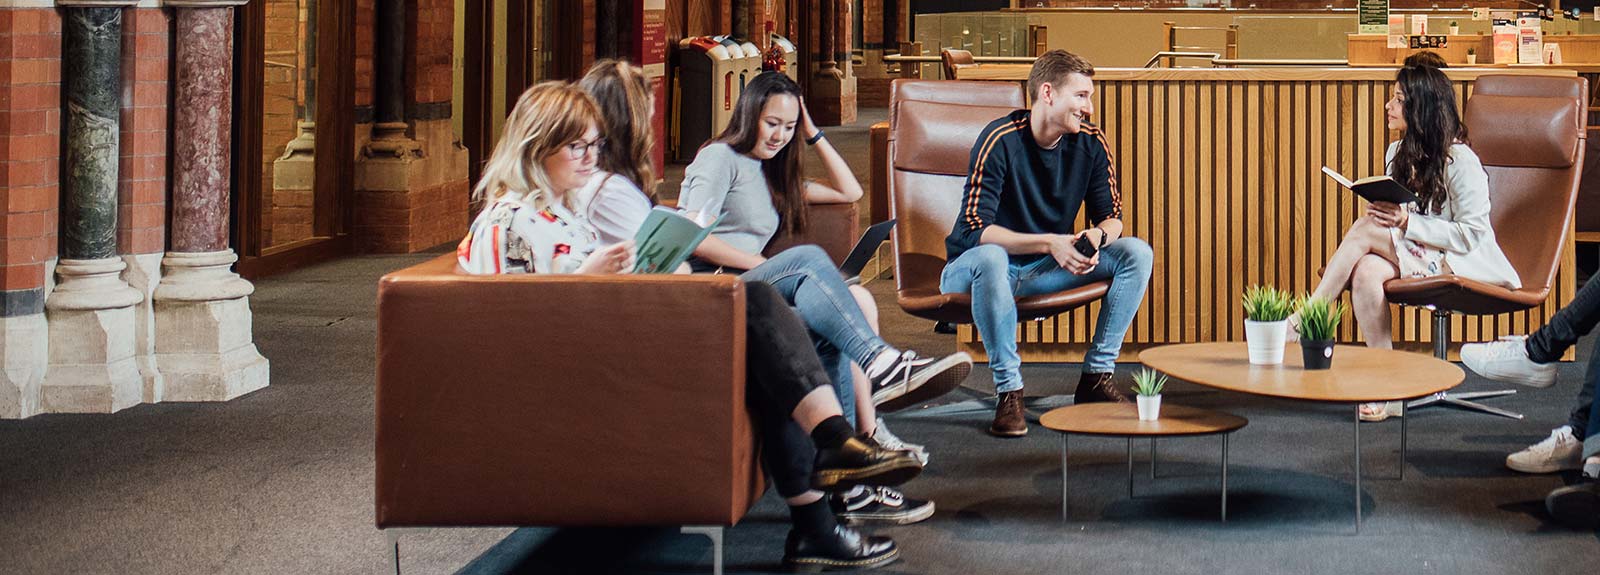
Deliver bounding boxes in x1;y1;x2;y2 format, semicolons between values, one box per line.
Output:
1139;342;1464;533
1040;403;1248;522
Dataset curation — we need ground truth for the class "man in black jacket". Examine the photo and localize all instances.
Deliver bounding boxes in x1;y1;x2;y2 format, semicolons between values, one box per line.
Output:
939;50;1153;438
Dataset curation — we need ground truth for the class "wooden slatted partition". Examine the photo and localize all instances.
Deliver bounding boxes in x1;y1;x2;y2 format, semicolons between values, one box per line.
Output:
954;68;1580;362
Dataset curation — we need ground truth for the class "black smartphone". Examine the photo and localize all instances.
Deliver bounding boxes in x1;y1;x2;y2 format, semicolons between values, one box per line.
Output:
1073;234;1097;258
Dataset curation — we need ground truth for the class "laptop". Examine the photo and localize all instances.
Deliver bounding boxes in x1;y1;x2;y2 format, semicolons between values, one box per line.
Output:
840;219;897;283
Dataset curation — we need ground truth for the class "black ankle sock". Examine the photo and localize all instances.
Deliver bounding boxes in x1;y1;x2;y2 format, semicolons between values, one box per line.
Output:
791;499;839;535
811;416;856;450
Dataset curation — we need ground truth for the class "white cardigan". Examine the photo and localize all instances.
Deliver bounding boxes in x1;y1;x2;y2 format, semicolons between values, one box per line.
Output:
1386;141;1522;289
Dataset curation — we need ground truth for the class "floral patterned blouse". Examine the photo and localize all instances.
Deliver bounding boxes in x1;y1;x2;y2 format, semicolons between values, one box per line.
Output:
457;192;599;275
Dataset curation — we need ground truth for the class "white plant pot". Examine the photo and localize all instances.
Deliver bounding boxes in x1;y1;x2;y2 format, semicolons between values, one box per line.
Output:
1449;26;1460;35
1137;394;1162;421
1467;54;1478;65
1244;319;1288;365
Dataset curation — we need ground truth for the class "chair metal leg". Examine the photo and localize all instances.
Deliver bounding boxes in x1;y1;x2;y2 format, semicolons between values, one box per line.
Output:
681;526;724;575
1407;310;1523;419
1400;401;1407;481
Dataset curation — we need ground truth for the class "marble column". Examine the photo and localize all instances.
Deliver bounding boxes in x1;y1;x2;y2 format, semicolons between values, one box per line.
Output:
154;0;269;402
43;2;145;414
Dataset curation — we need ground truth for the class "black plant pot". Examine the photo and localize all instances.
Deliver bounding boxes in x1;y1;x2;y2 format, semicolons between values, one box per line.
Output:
1301;339;1335;370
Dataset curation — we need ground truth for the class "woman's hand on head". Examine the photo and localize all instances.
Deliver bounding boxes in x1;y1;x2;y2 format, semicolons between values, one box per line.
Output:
577;240;636;275
798;97;820;140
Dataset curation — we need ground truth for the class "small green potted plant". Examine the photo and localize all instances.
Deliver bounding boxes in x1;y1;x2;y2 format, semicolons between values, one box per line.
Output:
1449;20;1460;35
1467;46;1478;65
1295;295;1346;370
1242;285;1294;365
1133;368;1168;421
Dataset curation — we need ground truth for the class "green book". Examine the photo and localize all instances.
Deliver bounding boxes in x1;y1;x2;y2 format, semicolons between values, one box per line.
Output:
631;207;723;274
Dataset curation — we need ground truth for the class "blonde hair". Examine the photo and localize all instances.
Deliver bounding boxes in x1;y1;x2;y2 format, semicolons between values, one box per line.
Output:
473;81;602;211
579;59;659;196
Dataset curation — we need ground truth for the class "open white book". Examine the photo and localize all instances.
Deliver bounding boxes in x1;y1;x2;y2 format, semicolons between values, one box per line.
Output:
1321;166;1419;205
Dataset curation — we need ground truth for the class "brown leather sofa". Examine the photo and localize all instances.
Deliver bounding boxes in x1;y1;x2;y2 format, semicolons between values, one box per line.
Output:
373;200;858;572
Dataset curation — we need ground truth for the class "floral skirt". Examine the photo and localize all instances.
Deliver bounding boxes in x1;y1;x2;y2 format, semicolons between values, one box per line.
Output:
1391;228;1449;279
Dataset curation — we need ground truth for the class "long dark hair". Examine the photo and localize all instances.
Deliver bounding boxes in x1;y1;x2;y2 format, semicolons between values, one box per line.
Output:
1389;65;1469;215
579;59;658;198
716;72;807;235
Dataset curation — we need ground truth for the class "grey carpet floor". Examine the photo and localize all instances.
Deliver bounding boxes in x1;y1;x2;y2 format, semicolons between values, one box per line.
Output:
1;252;1596;574
3;106;1598;573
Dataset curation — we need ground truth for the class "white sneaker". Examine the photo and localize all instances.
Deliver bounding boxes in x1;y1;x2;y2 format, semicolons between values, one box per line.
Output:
871;418;928;466
1460;336;1558;388
1506;425;1584;474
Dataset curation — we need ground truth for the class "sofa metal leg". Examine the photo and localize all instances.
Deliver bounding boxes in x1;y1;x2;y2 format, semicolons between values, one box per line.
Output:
681;525;724;575
384;529;402;575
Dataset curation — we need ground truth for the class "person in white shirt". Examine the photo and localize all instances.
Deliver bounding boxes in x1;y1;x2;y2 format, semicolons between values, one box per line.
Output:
1301;64;1520;422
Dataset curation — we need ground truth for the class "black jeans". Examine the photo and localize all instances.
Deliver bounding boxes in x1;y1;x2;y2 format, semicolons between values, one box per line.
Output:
742;281;836;498
1525;276;1600;436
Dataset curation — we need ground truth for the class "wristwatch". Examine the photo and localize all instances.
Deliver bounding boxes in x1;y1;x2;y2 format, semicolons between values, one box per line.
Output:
805;130;826;146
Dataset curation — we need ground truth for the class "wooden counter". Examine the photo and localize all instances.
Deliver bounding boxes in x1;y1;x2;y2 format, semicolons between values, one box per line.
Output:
939;67;1580;362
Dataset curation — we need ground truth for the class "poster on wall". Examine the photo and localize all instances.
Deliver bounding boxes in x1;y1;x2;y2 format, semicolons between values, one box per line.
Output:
635;0;668;177
1360;0;1390;34
1493;24;1518;63
1517;16;1544;64
1387;14;1406;47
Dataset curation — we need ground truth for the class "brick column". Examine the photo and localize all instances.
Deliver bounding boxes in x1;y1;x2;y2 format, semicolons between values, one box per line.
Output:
154;0;269;402
351;0;467;253
0;6;63;419
46;1;145;414
808;0;856;126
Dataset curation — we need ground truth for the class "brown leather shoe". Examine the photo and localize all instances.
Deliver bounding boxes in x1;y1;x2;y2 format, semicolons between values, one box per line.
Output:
988;390;1028;437
1074;372;1130;404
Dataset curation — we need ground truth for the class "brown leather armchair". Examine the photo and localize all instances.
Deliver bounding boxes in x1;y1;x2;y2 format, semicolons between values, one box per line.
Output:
887;79;1110;325
374;201;857;574
1384;75;1588;419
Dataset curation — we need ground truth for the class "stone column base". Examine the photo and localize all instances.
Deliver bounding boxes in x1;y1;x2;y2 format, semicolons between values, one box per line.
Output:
42;307;143;413
43;258;145;414
0;313;48;419
153;250;269;402
155;298;268;401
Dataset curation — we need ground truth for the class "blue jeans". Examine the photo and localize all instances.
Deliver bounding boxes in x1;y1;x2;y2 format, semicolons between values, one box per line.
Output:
940;238;1154;393
742;245;891;422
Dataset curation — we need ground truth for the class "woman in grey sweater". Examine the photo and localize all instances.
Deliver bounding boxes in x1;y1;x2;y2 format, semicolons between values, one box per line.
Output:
680;73;973;424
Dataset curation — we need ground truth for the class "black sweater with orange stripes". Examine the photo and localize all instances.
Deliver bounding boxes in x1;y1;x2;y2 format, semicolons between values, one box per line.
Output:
945;110;1123;262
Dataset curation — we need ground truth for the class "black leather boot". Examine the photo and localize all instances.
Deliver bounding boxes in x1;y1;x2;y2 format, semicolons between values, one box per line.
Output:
812;436;923;491
782;525;899;571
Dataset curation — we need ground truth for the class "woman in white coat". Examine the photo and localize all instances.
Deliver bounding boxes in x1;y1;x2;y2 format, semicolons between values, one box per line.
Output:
1304;64;1520;422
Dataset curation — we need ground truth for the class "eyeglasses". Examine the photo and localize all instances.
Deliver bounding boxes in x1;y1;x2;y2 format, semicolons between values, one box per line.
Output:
563;138;607;160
